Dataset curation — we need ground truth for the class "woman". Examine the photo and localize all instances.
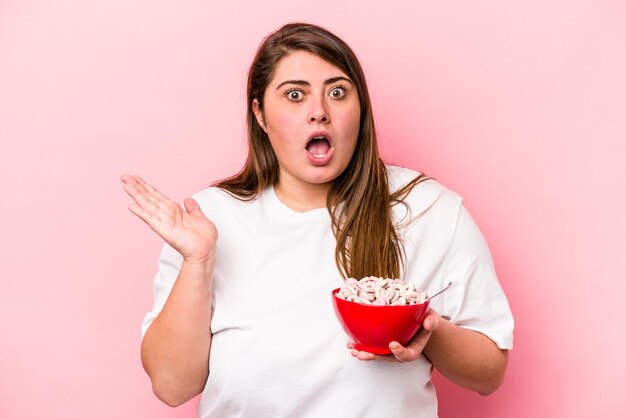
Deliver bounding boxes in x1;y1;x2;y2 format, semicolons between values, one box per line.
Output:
121;23;513;417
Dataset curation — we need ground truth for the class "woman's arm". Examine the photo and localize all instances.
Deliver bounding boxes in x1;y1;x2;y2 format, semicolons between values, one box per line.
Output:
422;312;508;395
141;259;214;406
122;174;218;406
349;310;508;395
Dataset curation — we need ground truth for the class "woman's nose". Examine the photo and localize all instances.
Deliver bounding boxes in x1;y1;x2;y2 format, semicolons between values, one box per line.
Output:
309;112;329;123
308;98;330;124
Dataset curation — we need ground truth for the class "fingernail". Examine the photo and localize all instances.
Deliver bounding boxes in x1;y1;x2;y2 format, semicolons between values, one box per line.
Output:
390;343;400;350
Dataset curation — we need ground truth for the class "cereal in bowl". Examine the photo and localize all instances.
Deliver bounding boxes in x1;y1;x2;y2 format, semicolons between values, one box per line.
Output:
335;276;427;306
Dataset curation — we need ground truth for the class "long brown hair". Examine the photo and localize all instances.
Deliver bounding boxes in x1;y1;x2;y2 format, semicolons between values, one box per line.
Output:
215;23;428;279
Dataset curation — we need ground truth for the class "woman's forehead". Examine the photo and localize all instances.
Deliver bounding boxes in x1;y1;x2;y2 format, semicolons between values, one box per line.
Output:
269;51;352;87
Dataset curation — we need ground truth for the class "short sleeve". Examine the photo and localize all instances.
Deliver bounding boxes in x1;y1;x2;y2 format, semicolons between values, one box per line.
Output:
140;243;183;338
440;205;514;349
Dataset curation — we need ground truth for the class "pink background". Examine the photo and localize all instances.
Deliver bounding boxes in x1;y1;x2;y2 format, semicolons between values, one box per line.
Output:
1;1;625;417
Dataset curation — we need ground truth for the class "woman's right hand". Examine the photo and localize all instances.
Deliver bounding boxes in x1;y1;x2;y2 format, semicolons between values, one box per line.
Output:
121;174;218;265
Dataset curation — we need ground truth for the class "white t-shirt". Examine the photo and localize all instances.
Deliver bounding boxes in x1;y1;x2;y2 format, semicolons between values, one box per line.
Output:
142;165;514;418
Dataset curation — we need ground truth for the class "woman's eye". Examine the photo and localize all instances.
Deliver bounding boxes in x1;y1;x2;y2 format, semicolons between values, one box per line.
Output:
329;87;346;99
286;90;303;101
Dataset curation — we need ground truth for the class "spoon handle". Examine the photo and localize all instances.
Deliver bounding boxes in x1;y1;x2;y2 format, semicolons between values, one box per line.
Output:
424;281;453;303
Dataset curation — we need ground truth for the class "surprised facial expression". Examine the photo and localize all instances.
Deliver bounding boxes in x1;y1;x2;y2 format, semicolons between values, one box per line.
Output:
253;51;361;191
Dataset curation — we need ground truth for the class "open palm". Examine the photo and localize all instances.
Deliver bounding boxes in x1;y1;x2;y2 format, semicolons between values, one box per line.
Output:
121;174;217;264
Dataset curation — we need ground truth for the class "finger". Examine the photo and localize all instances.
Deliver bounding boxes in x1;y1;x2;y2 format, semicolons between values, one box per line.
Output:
395;317;438;361
350;347;398;362
135;175;168;201
120;173;138;185
351;349;377;361
122;180;142;200
121;174;149;193
129;176;165;205
346;343;371;360
121;174;162;207
183;198;204;217
422;314;438;332
127;202;159;228
389;341;418;362
122;176;149;200
123;181;159;212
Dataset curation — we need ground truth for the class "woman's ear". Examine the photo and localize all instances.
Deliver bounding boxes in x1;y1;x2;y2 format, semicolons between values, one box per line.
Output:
252;99;267;133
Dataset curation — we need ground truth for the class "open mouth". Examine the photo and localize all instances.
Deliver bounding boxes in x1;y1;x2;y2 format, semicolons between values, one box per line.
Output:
306;135;331;157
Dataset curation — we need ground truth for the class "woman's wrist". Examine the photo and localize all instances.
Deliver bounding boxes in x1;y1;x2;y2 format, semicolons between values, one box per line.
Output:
180;256;215;281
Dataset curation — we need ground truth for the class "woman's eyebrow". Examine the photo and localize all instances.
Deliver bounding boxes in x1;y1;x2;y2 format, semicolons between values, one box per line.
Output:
275;76;353;91
275;80;309;90
324;76;353;86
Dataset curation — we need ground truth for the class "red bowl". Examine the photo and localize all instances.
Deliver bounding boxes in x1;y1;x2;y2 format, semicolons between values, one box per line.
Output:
331;288;430;354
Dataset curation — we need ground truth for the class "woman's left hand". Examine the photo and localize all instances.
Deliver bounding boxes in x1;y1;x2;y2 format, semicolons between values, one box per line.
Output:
348;309;440;362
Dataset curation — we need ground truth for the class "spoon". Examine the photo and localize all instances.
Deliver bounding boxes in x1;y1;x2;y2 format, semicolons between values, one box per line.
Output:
424;281;453;303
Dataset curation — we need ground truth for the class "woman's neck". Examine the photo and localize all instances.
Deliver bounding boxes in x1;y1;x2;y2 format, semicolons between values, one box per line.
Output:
274;179;330;212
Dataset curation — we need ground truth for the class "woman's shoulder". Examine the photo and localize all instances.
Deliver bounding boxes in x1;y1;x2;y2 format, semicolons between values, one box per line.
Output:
386;165;463;217
191;185;235;204
386;165;457;196
189;185;259;217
